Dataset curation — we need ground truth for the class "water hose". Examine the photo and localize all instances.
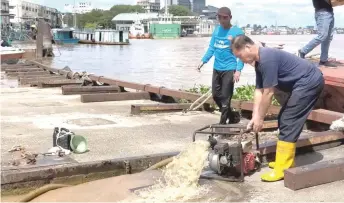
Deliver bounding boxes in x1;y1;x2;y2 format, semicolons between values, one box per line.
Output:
16;184;70;202
145;157;174;171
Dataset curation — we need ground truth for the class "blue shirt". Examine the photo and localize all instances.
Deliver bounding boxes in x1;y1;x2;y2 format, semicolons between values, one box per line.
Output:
201;25;244;71
255;47;323;92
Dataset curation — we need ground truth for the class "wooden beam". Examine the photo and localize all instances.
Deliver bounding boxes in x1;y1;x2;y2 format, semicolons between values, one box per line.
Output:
284;158;344;191
1;65;38;71
80;92;151;103
61;85;120;95
131;103;192;115
7;71;51;77
19;76;66;85
34;80;83;88
308;109;344;124
258;131;344;155
36;19;43;58
5;68;42;73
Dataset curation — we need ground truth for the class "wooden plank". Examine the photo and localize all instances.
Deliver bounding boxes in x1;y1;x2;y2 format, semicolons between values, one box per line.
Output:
5;68;42;73
7;71;51;77
241;101;281;115
80;92;151;103
131;103;192;115
239;102;343;124
61;85;120;95
19;76;66;85
308;109;344;124
34;80;83;88
1;65;38;71
258;131;344;155
284;158;344;191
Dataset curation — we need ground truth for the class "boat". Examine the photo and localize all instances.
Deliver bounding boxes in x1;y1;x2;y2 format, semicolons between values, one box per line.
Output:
52;28;80;44
0;46;25;63
78;40;129;45
129;21;151;39
149;14;181;39
74;29;130;45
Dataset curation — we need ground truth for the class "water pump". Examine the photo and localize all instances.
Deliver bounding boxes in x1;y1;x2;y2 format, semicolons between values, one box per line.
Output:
193;124;261;182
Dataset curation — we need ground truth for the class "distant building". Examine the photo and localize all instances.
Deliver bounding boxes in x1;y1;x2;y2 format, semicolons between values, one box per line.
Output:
175;0;192;11
1;0;10;29
137;0;160;13
64;2;93;14
191;0;205;14
9;0;59;27
200;5;218;20
112;12;159;31
165;0;192;11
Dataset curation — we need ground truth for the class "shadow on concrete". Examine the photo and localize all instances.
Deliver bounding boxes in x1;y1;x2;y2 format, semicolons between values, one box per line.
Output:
295;151;324;167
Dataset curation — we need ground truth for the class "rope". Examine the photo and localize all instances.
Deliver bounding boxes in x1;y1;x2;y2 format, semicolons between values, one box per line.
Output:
185;89;212;112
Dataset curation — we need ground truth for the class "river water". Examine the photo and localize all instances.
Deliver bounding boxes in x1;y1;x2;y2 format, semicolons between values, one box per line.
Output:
45;34;344;90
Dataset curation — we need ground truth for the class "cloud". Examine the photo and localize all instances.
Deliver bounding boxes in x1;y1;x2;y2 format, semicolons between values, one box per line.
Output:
24;0;344;27
207;0;344;27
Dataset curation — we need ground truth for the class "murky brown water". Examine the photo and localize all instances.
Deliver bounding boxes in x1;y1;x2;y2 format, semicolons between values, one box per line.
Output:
40;34;344;89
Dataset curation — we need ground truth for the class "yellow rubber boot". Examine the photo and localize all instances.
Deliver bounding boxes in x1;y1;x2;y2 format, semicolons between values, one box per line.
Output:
261;140;296;182
268;161;295;169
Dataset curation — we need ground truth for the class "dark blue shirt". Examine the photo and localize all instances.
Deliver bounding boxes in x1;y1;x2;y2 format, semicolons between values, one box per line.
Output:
255;47;322;92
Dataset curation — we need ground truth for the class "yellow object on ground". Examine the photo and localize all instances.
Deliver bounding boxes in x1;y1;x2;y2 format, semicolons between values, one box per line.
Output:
267;160;295;169
261;140;296;182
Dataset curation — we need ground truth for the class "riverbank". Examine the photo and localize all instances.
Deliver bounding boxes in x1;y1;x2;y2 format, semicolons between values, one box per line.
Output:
1;63;344;202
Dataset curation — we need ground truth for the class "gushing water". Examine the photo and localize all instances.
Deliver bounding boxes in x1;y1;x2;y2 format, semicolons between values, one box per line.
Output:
134;140;211;202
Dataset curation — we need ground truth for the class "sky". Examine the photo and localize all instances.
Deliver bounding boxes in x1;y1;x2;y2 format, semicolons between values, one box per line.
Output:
25;0;344;27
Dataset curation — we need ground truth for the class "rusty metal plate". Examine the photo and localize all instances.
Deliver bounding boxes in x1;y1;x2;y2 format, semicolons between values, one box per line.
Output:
284;157;344;191
80;92;151;103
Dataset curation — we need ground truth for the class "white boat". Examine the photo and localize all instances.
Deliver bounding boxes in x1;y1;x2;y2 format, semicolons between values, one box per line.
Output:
129;21;148;39
0;46;25;63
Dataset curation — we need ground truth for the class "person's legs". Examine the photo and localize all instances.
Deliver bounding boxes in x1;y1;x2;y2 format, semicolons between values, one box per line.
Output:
212;69;222;117
320;12;335;65
219;70;234;124
261;76;324;182
300;10;332;58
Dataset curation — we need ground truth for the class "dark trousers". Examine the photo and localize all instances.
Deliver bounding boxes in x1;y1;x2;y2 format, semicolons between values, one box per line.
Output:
278;75;324;143
212;69;235;124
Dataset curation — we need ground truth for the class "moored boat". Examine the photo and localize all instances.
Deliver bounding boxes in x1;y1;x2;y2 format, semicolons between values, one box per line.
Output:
52;28;80;44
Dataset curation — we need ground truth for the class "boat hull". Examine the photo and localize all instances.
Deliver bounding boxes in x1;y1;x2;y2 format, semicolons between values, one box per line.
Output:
78;40;129;45
54;39;80;44
1;52;24;62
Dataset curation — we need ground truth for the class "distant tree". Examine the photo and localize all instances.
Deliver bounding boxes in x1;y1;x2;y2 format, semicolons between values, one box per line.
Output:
264;25;267;28
257;25;262;29
75;5;144;29
246;24;250;28
160;5;191;16
253;24;257;31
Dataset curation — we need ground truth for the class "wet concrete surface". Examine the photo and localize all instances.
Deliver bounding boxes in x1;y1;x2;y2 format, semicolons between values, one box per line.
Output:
2;146;344;202
1;78;344;202
0;83;220;164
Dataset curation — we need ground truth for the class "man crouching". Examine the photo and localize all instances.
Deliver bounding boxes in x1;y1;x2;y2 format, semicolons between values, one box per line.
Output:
231;35;324;182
